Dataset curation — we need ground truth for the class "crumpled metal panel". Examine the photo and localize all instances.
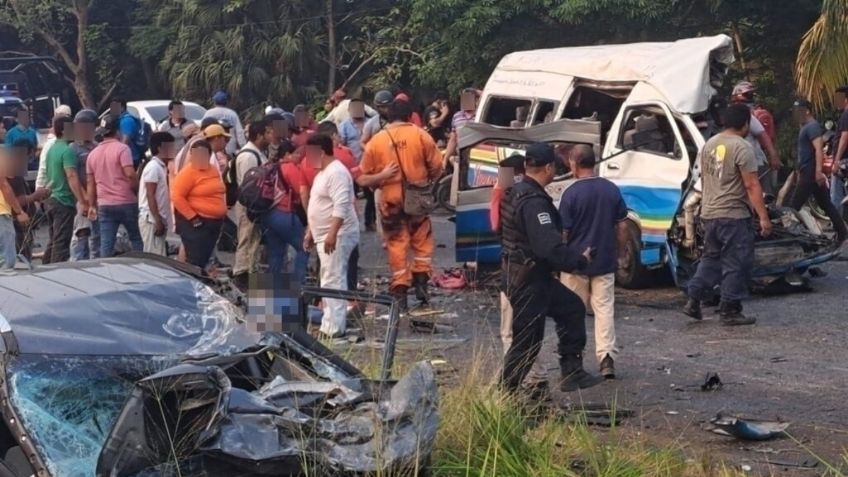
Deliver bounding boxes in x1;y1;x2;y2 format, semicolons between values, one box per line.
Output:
97;360;438;476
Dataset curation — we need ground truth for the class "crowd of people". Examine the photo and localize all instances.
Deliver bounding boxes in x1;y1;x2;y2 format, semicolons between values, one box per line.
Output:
0;86;473;340
2;78;848;393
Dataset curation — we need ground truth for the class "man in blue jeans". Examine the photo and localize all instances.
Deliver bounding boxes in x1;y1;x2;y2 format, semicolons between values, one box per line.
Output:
85;115;143;257
683;105;772;326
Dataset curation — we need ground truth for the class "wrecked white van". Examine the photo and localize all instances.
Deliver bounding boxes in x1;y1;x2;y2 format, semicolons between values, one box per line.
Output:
453;35;839;290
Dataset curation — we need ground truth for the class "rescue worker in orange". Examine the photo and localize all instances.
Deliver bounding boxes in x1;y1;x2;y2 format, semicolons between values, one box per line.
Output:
359;100;443;311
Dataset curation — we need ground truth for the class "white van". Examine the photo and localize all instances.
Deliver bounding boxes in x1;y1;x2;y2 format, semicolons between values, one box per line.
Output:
453;35;838;289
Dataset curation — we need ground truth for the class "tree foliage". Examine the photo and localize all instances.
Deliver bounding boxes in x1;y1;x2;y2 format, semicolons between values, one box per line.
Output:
796;0;848;109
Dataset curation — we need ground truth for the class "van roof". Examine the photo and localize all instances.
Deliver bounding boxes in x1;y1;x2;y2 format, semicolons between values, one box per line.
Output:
494;35;733;114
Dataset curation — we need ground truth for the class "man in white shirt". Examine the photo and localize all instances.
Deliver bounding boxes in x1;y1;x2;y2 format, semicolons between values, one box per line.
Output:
138;132;176;256
303;134;360;338
35;105;72;188
203;90;245;155
231;120;272;284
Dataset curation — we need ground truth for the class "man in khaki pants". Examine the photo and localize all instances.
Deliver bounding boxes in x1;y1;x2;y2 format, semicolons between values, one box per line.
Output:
558;145;628;379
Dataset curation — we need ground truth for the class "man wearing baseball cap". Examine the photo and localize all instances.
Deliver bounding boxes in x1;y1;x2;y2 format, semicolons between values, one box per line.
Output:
498;142;601;394
202;90;244;155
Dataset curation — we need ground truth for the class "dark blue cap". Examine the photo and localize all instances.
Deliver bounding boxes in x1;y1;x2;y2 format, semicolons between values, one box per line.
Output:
523;142;555;166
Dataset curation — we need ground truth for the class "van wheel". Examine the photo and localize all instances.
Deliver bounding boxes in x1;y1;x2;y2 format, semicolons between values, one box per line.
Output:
615;221;651;289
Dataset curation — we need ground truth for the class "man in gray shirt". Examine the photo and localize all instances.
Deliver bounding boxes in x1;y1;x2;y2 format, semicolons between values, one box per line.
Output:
683;104;771;326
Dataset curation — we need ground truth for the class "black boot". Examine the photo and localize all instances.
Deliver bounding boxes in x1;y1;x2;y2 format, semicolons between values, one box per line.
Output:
560;354;603;392
719;300;755;326
412;272;430;305
390;286;409;313
682;298;702;320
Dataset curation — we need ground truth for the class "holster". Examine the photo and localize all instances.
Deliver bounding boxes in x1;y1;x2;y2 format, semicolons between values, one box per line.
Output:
501;255;536;296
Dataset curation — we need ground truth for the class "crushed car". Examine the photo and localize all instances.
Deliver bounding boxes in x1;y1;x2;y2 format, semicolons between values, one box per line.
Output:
0;257;437;477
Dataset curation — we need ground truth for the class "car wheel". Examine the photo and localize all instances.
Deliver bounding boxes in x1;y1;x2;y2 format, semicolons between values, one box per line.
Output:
435;174;455;213
615;220;651;289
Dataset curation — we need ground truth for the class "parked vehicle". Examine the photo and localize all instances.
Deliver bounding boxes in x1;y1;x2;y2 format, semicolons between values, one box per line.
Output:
100;100;207;131
451;35;839;290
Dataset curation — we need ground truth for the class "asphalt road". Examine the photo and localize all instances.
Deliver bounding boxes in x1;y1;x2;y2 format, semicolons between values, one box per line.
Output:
358;209;848;476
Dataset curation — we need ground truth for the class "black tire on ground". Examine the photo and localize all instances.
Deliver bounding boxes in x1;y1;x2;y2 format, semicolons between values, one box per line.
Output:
436;174;455;213
615;220;652;289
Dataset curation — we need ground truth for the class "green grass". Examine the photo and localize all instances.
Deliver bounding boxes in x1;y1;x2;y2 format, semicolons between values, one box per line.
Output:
428;360;749;477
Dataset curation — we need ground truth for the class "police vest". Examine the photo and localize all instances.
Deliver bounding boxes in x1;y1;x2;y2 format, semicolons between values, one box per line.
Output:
499;181;552;264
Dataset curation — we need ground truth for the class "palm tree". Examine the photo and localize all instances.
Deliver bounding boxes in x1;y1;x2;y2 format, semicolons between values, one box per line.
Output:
796;0;848;109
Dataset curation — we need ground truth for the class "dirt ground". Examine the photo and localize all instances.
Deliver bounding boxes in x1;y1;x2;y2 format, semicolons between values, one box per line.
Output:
348;210;848;477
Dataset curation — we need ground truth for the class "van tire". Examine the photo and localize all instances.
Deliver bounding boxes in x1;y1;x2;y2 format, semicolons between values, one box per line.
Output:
616;221;651;289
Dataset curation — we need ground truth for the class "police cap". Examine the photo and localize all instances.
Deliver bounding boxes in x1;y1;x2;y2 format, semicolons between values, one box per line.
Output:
523;142;555;167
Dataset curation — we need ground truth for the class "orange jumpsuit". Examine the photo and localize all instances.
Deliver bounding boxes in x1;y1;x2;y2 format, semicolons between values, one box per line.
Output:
361;123;443;289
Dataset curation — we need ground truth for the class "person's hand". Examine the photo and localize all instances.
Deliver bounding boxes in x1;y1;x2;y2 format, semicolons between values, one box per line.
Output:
304;232;314;251
816;171;827;186
154;218;166;237
582;247;594;263
15;211;29;225
33;187;51;201
380;162;399;181
759;216;773;237
324;231;338;254
769;158;781;171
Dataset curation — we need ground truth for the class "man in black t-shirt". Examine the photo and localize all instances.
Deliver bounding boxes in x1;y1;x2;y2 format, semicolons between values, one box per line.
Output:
791;99;848;242
831;86;848;209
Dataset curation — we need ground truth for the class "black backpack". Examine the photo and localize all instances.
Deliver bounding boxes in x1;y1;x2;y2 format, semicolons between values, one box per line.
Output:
226;148;262;207
238;161;281;222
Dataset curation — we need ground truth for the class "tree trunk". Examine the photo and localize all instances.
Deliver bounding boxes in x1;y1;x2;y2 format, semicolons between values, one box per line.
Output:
72;0;96;108
326;0;336;95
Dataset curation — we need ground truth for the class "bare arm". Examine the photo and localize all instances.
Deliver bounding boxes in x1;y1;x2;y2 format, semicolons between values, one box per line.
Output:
86;174;96;211
741;170;771;236
298;185;309;210
0;177;25;217
65;168;88;209
757;132;781;170
616;221;628;258
123;165;139;191
836;131;848;164
813;136;825;177
145;182;162;221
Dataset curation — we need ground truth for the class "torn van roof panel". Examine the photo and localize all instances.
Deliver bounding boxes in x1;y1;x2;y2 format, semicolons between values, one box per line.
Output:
494;35;734;113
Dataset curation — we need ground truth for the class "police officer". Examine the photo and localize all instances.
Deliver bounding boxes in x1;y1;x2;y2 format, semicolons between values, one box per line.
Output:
499;142;602;393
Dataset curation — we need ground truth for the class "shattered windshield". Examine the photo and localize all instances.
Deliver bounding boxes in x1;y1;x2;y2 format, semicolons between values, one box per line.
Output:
8;355;177;477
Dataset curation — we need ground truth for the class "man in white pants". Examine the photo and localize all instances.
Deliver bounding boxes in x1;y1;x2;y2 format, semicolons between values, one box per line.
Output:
558;145;628;379
304;134;360;338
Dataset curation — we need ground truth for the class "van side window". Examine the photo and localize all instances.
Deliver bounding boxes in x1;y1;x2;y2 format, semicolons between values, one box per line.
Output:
531;101;556;125
483;97;532;127
618;108;678;158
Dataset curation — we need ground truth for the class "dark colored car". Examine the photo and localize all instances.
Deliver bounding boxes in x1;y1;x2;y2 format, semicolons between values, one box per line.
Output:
0;257;437;476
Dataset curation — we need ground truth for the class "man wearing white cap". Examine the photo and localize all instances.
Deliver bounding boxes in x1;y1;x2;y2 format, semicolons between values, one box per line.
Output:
35;105;72;189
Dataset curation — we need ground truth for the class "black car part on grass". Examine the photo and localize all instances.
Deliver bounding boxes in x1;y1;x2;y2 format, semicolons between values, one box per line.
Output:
0;257;436;477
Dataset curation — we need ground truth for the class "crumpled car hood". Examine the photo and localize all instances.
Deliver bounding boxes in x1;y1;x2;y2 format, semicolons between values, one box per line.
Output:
0;258;437;477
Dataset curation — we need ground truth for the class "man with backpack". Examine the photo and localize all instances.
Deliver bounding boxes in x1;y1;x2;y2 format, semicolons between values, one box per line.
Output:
114;98;151;169
231;120;271;286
